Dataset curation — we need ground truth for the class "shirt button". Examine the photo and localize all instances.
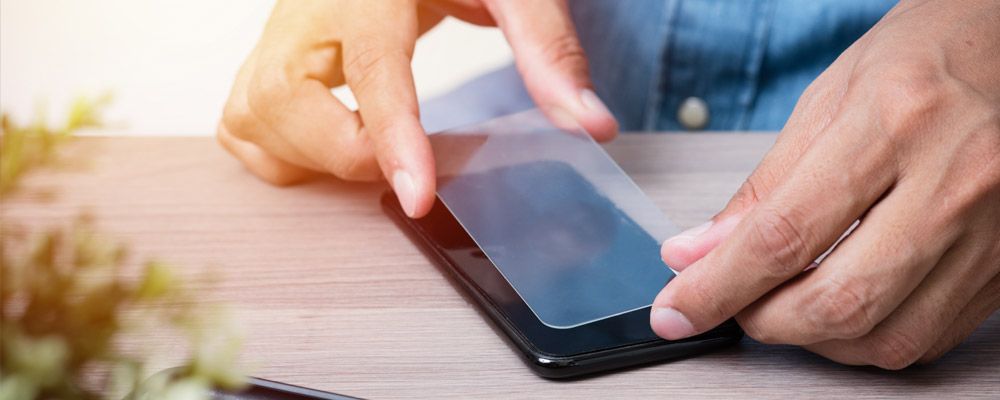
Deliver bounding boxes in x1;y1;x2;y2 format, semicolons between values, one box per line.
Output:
678;97;710;130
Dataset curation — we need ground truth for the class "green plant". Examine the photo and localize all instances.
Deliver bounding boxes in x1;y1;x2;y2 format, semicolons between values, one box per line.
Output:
0;95;110;195
1;97;246;399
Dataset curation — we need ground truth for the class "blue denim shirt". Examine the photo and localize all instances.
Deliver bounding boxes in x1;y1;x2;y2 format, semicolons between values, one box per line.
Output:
421;0;897;133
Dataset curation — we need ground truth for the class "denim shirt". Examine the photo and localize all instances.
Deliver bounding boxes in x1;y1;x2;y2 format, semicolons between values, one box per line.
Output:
421;0;897;133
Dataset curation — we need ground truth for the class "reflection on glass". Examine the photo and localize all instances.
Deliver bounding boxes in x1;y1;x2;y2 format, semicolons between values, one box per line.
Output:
431;110;680;329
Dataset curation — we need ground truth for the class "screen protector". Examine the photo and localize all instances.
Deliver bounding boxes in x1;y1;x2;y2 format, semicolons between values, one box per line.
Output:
430;109;680;329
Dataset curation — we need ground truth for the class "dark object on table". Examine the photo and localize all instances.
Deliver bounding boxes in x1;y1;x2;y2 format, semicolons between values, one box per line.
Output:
209;376;361;400
382;182;743;379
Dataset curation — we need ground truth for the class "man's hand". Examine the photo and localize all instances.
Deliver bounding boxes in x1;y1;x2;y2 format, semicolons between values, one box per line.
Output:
652;0;1000;369
218;0;617;218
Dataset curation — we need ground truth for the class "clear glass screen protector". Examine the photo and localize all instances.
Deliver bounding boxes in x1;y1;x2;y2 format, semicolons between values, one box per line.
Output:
430;110;680;329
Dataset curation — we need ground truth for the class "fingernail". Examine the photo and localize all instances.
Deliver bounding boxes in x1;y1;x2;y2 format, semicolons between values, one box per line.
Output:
650;307;696;340
580;88;612;116
392;170;418;218
664;221;713;246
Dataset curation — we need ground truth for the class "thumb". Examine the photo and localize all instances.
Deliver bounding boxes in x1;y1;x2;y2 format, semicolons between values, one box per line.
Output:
661;138;809;271
661;67;849;271
485;0;618;141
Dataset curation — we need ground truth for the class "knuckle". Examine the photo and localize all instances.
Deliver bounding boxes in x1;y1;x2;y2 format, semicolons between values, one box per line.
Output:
750;208;811;278
866;330;925;370
245;66;292;121
802;70;836;99
343;42;383;79
807;276;876;339
742;176;765;203
539;33;589;76
727;175;767;211
862;61;946;140
343;42;402;94
795;75;840;115
220;99;258;142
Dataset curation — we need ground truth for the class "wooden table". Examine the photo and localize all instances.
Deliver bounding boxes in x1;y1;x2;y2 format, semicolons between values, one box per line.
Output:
4;135;998;399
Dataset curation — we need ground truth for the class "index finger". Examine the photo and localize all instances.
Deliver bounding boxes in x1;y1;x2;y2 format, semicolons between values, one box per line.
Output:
650;114;896;340
342;1;435;218
486;0;618;140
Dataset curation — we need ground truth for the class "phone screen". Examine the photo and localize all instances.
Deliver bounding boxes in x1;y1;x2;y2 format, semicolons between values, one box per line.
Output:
431;110;680;329
384;190;743;369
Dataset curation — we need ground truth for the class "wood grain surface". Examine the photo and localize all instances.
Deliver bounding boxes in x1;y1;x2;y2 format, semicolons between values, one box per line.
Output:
3;135;998;399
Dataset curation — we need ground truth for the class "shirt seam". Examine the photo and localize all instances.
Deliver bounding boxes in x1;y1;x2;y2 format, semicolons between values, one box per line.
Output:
736;0;776;130
642;0;680;132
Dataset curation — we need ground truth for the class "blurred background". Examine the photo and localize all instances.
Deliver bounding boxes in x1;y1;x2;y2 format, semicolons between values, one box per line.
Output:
0;0;513;135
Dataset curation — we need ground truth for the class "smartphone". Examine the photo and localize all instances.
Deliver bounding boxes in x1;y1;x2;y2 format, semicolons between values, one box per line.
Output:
381;163;742;379
208;376;359;400
147;368;360;400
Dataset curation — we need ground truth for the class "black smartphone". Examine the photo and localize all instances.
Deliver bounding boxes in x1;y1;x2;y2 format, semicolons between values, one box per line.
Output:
381;162;743;379
208;376;360;400
147;368;361;400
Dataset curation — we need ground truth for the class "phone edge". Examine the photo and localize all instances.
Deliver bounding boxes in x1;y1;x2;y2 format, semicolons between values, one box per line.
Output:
380;191;743;379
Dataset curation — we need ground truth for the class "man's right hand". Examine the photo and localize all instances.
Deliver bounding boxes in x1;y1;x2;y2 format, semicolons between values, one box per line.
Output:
218;0;618;218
